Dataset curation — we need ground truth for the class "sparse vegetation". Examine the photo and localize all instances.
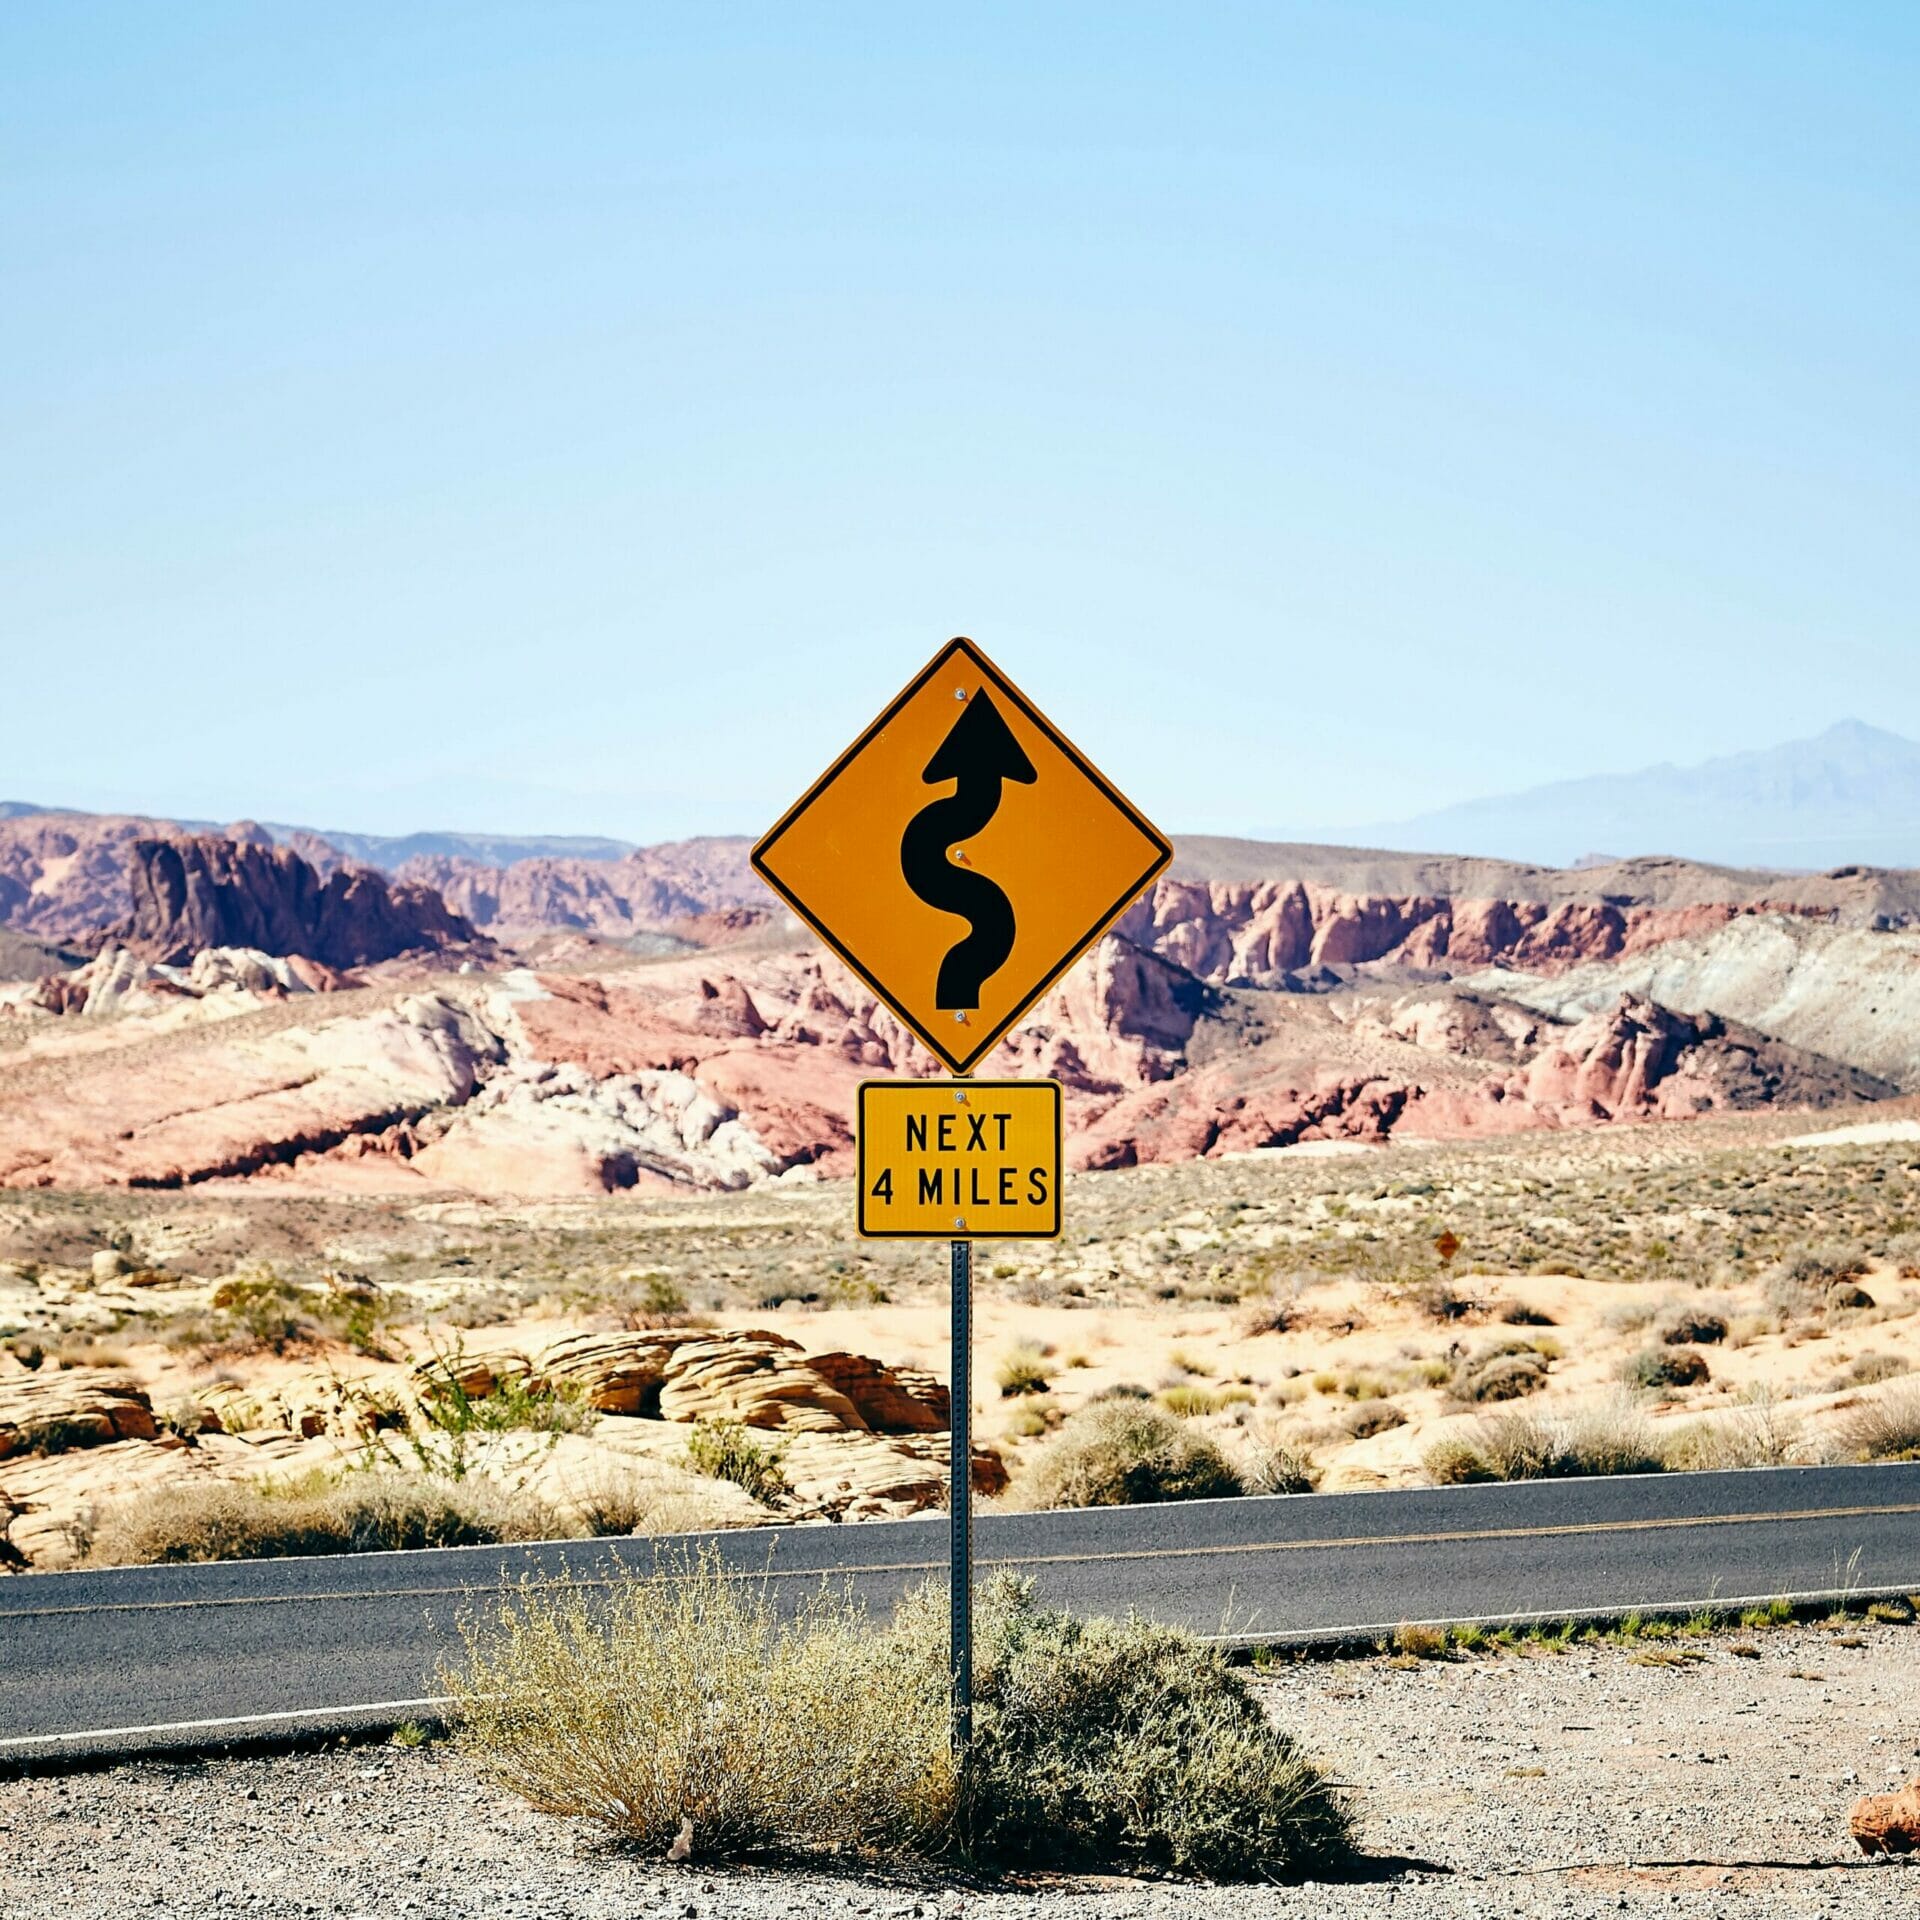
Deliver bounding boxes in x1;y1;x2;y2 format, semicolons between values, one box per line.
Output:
448;1558;1351;1877
1425;1400;1667;1485
82;1470;558;1567
995;1346;1053;1397
1010;1401;1242;1510
1832;1384;1920;1463
683;1416;790;1504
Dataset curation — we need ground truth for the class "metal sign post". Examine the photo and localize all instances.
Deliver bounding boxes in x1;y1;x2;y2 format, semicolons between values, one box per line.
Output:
749;636;1170;1761
949;1231;973;1752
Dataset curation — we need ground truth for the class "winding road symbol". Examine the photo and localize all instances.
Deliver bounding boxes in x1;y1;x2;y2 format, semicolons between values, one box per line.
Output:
749;636;1170;1076
899;691;1037;1009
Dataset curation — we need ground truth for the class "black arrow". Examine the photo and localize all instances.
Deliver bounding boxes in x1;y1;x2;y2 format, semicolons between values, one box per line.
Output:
899;691;1038;1009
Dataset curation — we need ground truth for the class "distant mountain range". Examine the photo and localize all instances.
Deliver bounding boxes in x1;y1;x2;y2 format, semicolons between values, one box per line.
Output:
0;803;637;871
12;718;1920;876
1361;721;1920;871
263;826;639;868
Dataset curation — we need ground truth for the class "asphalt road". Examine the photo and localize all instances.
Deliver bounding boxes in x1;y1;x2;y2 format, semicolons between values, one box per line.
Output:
5;1462;1920;1766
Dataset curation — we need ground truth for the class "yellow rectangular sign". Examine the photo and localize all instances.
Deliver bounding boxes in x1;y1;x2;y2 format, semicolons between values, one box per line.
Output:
857;1079;1062;1239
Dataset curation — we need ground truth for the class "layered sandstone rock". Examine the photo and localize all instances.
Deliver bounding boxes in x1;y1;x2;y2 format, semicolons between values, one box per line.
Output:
528;1328;945;1435
0;990;503;1188
0;1369;159;1458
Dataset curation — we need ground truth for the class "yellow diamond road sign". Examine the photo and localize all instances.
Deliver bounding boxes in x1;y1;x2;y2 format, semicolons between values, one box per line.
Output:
858;1080;1062;1238
753;637;1173;1076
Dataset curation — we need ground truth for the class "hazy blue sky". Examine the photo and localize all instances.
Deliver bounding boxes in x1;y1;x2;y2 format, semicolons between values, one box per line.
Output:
4;4;1915;842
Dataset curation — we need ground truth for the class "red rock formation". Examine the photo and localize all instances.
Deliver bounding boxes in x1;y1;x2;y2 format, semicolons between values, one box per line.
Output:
398;837;766;937
122;837;479;968
1851;1776;1920;1854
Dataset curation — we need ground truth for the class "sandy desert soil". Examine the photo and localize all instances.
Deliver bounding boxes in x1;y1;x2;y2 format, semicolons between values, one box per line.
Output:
4;1618;1917;1917
9;1113;1920;1568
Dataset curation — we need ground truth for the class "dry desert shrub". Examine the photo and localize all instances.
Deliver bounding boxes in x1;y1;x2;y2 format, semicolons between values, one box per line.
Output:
84;1470;558;1567
995;1346;1054;1397
1832;1384;1920;1463
448;1553;954;1860
1658;1307;1728;1346
1339;1401;1407;1440
1452;1338;1555;1403
1666;1388;1810;1470
1763;1245;1873;1316
1620;1345;1711;1390
447;1559;1352;1879
1009;1401;1242;1510
1424;1398;1667;1485
682;1416;789;1505
1236;1425;1318;1495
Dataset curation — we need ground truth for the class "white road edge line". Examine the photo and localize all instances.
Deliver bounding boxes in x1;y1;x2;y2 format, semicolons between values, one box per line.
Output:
0;1695;454;1749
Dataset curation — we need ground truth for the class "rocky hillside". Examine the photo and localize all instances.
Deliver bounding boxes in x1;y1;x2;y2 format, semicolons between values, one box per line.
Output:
394;836;767;938
125;837;480;968
5;810;1918;1194
0;925;1892;1192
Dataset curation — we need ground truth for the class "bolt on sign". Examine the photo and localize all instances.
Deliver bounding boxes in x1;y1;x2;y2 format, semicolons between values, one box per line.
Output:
858;1080;1062;1238
751;637;1173;1075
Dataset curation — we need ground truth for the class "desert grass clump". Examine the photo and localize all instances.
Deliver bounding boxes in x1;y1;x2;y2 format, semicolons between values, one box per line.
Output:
1667;1388;1808;1470
683;1417;789;1504
996;1346;1054;1397
83;1470;557;1567
1424;1399;1668;1486
1832;1384;1920;1463
1011;1401;1242;1510
448;1552;953;1860
1237;1425;1318;1495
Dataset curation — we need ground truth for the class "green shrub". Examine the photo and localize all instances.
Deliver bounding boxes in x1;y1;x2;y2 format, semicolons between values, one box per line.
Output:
684;1416;790;1503
417;1368;593;1438
1010;1401;1242;1509
83;1471;557;1567
205;1269;317;1355
961;1574;1352;1877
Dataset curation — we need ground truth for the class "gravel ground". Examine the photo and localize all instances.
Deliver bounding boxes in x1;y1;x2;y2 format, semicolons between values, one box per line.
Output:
4;1620;1918;1919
